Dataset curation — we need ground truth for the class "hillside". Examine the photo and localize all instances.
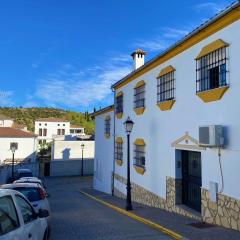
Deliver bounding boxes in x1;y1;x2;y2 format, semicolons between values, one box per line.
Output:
0;107;94;135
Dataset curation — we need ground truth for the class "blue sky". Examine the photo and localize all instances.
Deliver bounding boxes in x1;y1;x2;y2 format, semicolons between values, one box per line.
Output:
0;0;234;112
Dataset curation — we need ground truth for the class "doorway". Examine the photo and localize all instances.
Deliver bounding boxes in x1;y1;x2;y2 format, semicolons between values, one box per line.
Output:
182;150;202;212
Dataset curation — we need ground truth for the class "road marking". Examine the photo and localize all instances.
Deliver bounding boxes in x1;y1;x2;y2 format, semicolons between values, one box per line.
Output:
79;191;183;240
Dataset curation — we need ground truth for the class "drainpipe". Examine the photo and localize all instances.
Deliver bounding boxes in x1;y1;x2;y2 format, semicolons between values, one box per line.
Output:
111;87;116;196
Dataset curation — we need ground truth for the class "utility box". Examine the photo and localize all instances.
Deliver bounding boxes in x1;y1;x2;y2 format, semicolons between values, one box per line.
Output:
209;181;218;202
199;125;224;147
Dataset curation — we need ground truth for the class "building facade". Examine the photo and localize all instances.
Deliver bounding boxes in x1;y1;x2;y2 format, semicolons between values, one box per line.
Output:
34;118;70;144
93;2;240;231
93;106;114;194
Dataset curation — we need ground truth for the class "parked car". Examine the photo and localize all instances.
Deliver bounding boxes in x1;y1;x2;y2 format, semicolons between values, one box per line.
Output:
14;177;46;189
0;189;49;239
15;169;33;179
1;183;51;227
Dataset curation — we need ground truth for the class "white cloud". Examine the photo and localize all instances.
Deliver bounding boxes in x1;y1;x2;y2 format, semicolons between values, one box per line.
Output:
35;59;131;108
194;2;231;14
0;90;14;106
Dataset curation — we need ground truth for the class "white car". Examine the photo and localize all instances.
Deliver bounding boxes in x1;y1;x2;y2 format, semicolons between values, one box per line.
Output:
0;189;49;240
1;183;51;227
14;177;46;190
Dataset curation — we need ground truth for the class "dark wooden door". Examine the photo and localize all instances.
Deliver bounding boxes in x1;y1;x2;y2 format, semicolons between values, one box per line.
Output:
182;150;202;212
44;162;50;177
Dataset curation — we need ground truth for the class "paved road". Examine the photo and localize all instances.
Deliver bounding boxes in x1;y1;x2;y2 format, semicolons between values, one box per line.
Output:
45;176;172;240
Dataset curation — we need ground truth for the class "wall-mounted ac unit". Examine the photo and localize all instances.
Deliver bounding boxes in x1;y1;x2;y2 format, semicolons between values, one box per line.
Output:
199;125;224;147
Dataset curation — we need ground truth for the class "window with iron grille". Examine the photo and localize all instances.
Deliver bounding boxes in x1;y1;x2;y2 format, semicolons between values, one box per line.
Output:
157;71;175;102
115;142;123;161
116;95;123;114
134;84;145;109
134;145;145;167
104;117;110;135
196;47;227;93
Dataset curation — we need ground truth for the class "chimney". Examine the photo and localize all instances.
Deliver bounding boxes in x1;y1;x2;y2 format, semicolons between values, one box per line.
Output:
131;49;146;70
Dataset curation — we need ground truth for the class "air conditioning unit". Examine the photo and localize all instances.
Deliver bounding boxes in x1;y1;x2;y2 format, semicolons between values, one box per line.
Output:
199;125;224;147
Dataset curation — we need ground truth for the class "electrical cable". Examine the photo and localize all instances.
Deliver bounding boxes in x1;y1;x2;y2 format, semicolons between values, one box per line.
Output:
218;148;224;193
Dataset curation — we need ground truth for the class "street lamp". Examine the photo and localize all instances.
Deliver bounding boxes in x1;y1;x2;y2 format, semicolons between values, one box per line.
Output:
124;117;134;211
81;143;85;176
10;142;18;180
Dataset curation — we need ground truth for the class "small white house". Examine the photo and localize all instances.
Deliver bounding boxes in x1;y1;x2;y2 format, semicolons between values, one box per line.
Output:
0;115;14;128
34;118;70;144
70;125;85;136
0;127;38;164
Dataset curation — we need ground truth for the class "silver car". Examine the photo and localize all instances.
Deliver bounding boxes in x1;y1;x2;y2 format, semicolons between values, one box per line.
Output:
1;183;51;228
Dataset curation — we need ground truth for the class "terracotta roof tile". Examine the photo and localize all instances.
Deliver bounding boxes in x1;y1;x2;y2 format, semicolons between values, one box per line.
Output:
0;127;37;138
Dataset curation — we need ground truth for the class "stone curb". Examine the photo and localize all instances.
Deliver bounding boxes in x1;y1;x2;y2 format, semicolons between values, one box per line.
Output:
79;190;183;240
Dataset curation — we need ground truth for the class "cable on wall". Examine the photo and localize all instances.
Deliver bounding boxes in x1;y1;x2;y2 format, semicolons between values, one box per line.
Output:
218;147;224;193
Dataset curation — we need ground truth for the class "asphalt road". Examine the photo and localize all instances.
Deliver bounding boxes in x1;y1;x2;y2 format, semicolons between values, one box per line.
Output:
45;176;172;240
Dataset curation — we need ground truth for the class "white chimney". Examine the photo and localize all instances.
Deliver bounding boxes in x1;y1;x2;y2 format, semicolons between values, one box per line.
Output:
131;49;146;70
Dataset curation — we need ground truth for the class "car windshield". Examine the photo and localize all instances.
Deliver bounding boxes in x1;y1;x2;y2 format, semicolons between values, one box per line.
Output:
13;187;41;202
18;172;33;178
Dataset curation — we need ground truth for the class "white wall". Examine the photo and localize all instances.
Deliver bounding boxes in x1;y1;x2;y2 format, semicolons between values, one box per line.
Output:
0;120;14;127
0;137;37;164
52;140;94;160
35;121;70;143
114;19;240;200
94;110;114;194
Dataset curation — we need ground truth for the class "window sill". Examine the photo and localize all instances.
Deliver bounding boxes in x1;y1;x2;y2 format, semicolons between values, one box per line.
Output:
116;159;123;166
157;99;175;111
134;107;145;115
105;133;110;139
116;112;123;119
196;86;229;103
133;164;145;175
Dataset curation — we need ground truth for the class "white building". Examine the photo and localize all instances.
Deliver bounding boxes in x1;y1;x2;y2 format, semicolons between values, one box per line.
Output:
34;118;70;144
70;125;85;136
0;115;14;127
93;2;240;231
0;127;37;164
92;106;114;194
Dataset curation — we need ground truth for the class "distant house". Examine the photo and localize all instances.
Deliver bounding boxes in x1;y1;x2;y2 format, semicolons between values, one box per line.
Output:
0;127;38;165
34;118;71;145
70;124;85;136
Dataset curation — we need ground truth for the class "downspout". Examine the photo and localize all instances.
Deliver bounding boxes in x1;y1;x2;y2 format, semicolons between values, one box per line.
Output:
111;87;116;196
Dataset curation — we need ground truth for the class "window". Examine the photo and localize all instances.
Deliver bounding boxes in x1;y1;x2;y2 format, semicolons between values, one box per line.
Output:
58;124;60;126
43;140;46;144
39;123;41;126
115;137;123;165
57;129;61;135
196;39;228;94
134;81;145;109
62;129;65;135
45;123;47;126
43;128;47;136
39;128;42;136
134;138;146;172
157;66;175;102
63;124;65;126
196;47;227;93
0;196;20;236
70;129;74;133
134;145;145;167
15;195;35;224
39;140;42;144
115;92;123;116
104;116;111;138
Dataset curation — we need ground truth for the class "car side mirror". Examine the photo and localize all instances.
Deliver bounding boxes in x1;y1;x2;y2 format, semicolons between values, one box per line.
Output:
38;209;49;218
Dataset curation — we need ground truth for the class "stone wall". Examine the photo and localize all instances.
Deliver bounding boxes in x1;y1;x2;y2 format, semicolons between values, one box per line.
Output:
114;173;201;221
202;188;240;231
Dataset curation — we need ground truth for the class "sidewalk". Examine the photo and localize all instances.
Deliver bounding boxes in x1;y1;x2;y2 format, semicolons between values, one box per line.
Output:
80;188;240;240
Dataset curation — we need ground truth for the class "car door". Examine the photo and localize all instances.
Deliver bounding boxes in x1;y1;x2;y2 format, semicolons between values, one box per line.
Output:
14;195;44;240
0;195;24;240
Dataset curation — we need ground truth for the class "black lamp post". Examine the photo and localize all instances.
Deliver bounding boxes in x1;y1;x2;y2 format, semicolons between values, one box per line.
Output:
81;143;85;176
10;142;18;180
124;117;134;211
